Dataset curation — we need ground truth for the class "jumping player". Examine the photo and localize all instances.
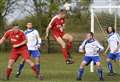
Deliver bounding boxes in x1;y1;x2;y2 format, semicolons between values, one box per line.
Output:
76;32;104;81
105;26;120;75
0;25;42;80
16;23;42;78
45;9;73;64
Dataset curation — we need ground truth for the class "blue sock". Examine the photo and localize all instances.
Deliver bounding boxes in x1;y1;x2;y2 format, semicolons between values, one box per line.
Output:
18;64;24;73
77;68;84;79
35;64;40;73
107;62;113;73
97;69;104;79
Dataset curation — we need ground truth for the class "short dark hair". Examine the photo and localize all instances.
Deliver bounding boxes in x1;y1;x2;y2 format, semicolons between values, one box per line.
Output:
106;27;115;34
88;32;94;37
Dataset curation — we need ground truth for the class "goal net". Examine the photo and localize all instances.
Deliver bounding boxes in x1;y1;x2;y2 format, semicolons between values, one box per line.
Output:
90;5;120;72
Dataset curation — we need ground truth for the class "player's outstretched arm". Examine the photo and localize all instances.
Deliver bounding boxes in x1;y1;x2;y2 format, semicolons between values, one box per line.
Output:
0;36;6;45
45;25;51;40
96;41;104;53
36;30;42;48
36;30;42;44
13;40;27;48
78;40;87;53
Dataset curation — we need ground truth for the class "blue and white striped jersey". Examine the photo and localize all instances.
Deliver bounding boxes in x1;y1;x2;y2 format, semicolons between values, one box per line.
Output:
24;29;42;50
79;39;104;56
107;32;120;53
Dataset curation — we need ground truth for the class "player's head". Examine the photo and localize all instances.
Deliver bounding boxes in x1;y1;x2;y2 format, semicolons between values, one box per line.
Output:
26;22;33;29
106;26;115;34
86;32;94;40
12;25;20;32
58;9;67;18
13;25;19;29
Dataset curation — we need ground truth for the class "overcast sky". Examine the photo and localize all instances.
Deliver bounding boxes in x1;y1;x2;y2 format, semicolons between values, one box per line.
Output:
6;0;120;24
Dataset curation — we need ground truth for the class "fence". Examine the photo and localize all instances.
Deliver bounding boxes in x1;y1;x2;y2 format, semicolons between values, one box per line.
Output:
41;40;107;53
0;40;107;53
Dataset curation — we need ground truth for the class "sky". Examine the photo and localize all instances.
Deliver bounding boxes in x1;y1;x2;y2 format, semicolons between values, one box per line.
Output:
5;0;120;24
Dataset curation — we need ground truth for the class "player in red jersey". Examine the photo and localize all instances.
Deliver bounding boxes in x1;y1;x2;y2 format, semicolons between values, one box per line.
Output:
45;9;74;64
0;25;43;80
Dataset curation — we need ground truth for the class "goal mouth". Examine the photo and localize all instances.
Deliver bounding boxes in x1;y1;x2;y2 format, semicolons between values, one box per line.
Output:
90;5;120;72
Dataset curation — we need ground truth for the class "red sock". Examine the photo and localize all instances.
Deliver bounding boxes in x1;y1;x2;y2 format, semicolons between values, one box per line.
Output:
6;68;12;79
66;41;72;51
31;65;39;76
61;48;68;61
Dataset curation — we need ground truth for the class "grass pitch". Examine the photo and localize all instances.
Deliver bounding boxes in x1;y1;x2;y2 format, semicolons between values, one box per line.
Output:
0;52;120;82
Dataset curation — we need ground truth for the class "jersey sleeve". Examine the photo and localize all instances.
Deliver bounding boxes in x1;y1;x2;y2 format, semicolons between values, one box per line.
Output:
115;33;120;42
48;17;56;28
79;40;87;52
35;30;42;44
3;31;10;39
95;40;104;52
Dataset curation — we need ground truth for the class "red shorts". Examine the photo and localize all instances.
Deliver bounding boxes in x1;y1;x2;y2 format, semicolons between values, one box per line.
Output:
52;31;65;40
9;45;30;61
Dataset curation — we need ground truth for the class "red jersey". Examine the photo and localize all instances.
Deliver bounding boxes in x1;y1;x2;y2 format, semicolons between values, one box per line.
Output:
49;15;65;33
4;29;26;46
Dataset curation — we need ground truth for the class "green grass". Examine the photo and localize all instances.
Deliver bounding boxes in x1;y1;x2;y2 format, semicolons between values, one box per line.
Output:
0;52;120;82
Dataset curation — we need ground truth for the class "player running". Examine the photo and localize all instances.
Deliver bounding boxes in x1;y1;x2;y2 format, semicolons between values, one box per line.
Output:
76;32;104;81
15;23;42;78
0;25;42;80
105;26;120;75
45;9;74;64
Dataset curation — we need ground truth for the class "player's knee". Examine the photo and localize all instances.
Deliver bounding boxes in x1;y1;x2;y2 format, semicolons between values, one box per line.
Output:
60;42;66;48
63;34;73;41
106;58;111;62
35;57;40;64
80;61;86;68
80;65;85;69
67;34;73;41
68;35;73;42
96;62;101;67
25;59;30;63
8;59;15;68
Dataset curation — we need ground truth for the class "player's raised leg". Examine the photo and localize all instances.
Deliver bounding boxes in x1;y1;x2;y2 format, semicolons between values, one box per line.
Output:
55;37;69;63
62;33;73;60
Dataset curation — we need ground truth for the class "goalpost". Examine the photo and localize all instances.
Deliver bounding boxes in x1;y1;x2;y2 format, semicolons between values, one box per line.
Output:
90;5;120;72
